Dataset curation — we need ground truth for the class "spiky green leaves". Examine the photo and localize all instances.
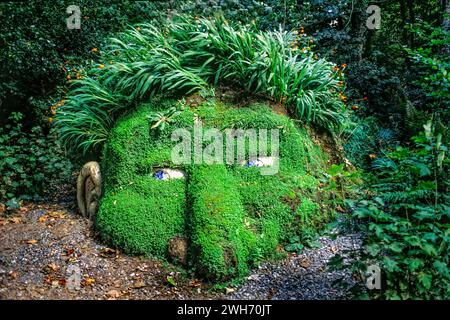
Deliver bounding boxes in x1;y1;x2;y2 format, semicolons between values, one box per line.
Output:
56;15;346;155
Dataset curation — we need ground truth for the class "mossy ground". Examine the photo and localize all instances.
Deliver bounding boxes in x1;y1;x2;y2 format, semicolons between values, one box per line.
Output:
96;96;332;281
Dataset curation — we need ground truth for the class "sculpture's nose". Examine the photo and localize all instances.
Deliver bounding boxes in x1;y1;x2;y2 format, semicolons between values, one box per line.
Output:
187;164;255;281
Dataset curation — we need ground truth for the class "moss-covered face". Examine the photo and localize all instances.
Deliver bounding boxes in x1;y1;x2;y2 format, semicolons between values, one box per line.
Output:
97;98;330;281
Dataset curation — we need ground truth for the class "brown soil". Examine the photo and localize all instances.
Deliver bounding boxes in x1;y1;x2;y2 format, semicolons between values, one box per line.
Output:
0;199;223;300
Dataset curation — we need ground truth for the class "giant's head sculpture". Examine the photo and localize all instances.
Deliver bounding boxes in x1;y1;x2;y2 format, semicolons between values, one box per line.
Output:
79;97;329;281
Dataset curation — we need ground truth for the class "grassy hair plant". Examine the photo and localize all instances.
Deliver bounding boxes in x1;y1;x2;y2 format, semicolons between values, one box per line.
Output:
55;15;346;154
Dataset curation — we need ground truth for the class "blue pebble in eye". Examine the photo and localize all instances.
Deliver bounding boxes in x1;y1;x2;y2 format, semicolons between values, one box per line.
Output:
154;170;165;180
247;159;264;167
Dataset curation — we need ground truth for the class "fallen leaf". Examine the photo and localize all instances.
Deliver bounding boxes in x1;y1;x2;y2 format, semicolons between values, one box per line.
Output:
225;288;235;295
68;257;78;263
83;277;96;286
58;278;67;286
106;289;121;299
48;211;66;219
133;280;146;289
9;271;18;279
188;279;202;288
100;247;117;257
299;258;311;269
26;239;38;245
38;216;48;223
9;217;22;224
47;263;59;272
63;248;75;256
44;275;55;284
267;288;276;300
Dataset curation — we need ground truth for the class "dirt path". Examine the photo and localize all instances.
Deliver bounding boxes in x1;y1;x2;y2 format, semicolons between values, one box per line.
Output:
230;233;363;300
0;193;363;300
0;201;222;300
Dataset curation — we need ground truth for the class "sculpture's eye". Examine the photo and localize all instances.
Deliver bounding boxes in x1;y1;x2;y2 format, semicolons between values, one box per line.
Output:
153;168;185;180
243;157;276;168
246;159;264;167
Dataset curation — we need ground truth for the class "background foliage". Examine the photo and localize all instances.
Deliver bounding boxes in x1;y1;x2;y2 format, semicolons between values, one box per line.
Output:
341;122;449;299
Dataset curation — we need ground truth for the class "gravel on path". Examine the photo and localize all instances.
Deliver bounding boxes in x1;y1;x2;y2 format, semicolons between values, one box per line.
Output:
1;198;364;300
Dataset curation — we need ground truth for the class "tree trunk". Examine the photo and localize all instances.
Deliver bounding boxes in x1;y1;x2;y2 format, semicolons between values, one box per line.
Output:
400;0;407;43
443;0;450;53
444;0;450;32
407;0;415;47
351;1;366;61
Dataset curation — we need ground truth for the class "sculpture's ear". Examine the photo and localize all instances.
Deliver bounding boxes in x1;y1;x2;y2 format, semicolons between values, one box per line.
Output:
77;161;102;221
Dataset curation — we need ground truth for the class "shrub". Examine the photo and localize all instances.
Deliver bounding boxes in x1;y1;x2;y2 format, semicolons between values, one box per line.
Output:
0;112;73;206
348;121;450;299
345;60;404;117
405;20;450;129
342;116;401;169
0;0;172;124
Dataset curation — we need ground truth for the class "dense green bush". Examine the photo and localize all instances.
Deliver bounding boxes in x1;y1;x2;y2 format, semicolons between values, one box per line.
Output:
405;21;450;127
0;112;73;206
346;122;449;299
345;60;403;116
341;116;401;168
0;0;172;124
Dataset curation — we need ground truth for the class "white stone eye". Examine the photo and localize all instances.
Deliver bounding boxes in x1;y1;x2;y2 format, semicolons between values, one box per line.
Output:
153;168;185;180
242;157;276;168
246;159;264;167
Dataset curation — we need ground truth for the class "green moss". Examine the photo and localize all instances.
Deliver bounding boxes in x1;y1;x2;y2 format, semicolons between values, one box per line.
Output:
296;198;320;226
97;100;191;257
188;164;256;280
97;184;186;256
